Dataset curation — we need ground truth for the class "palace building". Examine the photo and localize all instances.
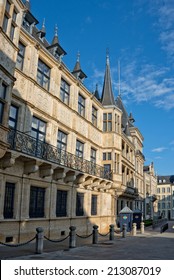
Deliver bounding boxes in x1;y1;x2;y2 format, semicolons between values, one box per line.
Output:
0;0;157;243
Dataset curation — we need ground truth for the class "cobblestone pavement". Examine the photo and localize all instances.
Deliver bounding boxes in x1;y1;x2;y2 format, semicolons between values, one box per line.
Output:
1;222;174;260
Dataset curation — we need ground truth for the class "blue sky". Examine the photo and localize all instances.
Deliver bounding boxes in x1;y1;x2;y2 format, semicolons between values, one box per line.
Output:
29;0;174;176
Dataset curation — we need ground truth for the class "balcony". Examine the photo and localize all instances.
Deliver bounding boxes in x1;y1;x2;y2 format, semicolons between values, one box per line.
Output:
7;129;112;181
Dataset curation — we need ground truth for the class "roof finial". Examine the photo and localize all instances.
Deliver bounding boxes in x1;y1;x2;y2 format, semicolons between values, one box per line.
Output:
106;48;109;65
77;51;80;62
55;24;58;37
40;18;46;38
25;0;30;10
118;60;121;97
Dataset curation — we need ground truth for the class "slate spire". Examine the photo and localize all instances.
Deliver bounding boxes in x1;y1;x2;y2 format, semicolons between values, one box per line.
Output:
51;24;59;45
101;52;115;106
72;52;87;83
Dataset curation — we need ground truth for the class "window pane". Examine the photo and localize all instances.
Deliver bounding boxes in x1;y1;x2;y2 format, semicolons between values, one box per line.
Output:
3;182;15;219
91;195;97;215
56;190;67;217
0;102;4;123
9;105;18;129
76;193;84;216
29;187;45;218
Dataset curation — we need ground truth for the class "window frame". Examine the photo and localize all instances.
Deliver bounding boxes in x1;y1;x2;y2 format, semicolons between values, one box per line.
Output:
76;140;84;158
91;194;97;215
92;106;97;126
37;59;51;91
76;192;84;216
78;93;85;117
9;104;18;129
31;116;46;142
57;130;67;151
29;186;45;218
60;79;70;105
3;182;15;219
16;41;25;70
56;190;68;217
103;113;112;132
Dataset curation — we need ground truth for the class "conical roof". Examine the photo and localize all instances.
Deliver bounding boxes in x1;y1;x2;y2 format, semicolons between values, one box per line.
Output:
119;206;133;214
101;54;115;106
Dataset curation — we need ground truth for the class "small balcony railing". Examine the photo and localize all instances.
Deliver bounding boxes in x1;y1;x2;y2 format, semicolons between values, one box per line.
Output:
7;129;112;181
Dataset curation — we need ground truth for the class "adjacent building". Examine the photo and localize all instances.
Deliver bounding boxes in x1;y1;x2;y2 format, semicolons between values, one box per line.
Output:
157;175;174;220
0;0;156;243
143;163;158;220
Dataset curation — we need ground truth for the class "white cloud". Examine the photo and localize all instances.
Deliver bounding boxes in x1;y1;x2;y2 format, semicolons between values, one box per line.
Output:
152;147;167;153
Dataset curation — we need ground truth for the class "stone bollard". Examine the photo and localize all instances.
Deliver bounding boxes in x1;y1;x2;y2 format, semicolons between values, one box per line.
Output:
35;227;44;254
140;222;144;234
132;223;137;236
109;224;115;241
93;225;99;244
69;226;76;248
122;224;127;238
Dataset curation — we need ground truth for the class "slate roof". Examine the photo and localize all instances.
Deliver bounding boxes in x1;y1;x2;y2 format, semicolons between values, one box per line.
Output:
101;55;115;106
157;175;174;184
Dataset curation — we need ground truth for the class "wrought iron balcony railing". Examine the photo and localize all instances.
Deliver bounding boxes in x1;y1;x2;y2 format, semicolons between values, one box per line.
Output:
8;129;112;181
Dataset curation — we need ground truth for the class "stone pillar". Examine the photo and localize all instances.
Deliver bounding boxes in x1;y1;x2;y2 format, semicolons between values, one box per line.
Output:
140;222;144;234
109;224;115;241
122;224;127;238
93;225;98;244
35;227;44;254
69;226;76;248
132;223;137;236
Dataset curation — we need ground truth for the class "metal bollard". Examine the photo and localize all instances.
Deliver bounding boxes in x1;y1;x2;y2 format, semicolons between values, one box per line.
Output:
132;223;137;236
122;224;127;238
35;227;44;254
109;224;115;241
140;222;144;234
69;226;76;248
93;225;98;244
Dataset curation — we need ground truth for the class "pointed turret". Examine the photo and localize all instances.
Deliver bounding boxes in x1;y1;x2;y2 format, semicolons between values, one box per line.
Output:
51;25;59;45
72;52;87;83
47;25;67;59
94;84;100;100
37;19;46;38
101;53;115;106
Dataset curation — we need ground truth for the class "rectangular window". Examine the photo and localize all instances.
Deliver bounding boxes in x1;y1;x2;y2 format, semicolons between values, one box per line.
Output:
2;1;11;33
60;79;70;105
9;105;18;129
157;188;160;193
16;42;25;70
37;59;50;91
91;148;96;163
104;164;111;179
10;23;15;40
103;113;112;132
29;187;45;218
167;187;171;193
78;94;85;117
56;190;67;217
162;188;165;193
31;116;46;141
91;195;97;215
92;106;97;126
76;140;84;158
76;192;84;216
0;83;7;124
3;182;15;219
57;130;67;151
103;153;106;160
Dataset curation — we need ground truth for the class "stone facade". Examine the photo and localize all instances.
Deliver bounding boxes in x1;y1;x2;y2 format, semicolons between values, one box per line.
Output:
157;175;174;220
143;163;158;219
0;0;157;243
